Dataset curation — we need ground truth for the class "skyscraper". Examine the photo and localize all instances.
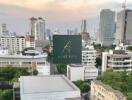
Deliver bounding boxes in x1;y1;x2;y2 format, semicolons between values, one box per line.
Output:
35;17;46;40
99;9;115;46
81;20;90;46
115;9;132;45
29;17;46;40
30;17;37;37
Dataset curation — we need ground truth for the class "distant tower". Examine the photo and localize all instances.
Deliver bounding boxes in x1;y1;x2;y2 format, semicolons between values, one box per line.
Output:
35;17;46;40
1;23;9;36
81;20;87;33
29;17;46;40
30;17;37;37
81;20;90;46
115;0;132;45
99;9;115;46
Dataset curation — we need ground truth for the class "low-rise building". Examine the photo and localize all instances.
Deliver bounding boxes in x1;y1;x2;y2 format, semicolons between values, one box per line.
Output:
0;53;50;75
90;80;127;100
0;35;35;54
67;64;98;81
102;50;132;73
16;75;81;100
67;45;98;81
82;46;96;66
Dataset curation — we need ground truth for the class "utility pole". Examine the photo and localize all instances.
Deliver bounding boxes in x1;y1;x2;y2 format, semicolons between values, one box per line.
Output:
122;0;127;10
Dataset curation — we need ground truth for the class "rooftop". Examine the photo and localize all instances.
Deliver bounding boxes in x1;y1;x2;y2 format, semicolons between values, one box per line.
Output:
68;64;83;67
20;75;80;94
65;97;84;100
92;80;126;99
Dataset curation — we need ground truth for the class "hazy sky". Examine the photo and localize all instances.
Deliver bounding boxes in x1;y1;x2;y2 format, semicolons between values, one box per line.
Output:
0;0;132;35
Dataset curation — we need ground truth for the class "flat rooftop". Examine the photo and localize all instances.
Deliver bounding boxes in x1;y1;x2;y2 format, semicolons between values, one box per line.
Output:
20;75;79;94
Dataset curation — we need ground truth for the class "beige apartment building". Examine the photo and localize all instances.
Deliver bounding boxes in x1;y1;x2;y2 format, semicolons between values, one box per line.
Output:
90;80;127;100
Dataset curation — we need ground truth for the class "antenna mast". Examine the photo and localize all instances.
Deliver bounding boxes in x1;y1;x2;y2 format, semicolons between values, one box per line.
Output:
122;0;127;10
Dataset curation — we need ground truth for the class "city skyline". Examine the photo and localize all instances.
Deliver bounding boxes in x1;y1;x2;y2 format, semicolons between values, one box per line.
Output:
0;0;132;34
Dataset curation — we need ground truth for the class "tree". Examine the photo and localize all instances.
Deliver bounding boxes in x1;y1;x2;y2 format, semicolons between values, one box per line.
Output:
0;89;13;100
96;57;102;67
0;66;30;82
33;70;38;75
127;46;132;51
74;80;90;93
97;70;132;99
57;64;67;75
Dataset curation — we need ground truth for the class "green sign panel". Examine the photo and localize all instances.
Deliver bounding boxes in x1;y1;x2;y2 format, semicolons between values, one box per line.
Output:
53;35;82;64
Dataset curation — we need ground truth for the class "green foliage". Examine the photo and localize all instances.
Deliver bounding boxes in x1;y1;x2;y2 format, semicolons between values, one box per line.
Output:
98;70;132;99
0;66;30;100
0;66;30;82
0;89;13;100
33;70;38;75
57;64;67;75
96;57;102;67
127;92;132;100
74;80;90;93
127;46;132;51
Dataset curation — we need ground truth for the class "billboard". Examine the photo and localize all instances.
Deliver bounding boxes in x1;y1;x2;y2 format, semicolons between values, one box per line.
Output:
53;35;82;64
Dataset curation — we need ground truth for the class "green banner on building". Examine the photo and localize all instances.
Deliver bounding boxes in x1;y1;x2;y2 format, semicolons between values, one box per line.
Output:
53;35;82;64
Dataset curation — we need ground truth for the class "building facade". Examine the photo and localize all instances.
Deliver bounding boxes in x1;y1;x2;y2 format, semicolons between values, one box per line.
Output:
67;64;98;81
115;9;132;45
99;9;115;46
102;50;132;73
82;46;96;66
0;35;35;53
90;80;127;100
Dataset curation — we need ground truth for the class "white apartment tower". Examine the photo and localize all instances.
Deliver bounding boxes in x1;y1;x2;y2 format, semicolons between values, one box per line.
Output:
115;9;132;45
99;9;115;46
30;17;46;40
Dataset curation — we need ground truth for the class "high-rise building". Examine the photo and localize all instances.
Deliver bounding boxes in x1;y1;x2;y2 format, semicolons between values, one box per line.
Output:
99;9;115;46
35;17;46;40
1;23;9;36
30;17;37;37
81;20;90;46
30;17;46;40
115;9;132;45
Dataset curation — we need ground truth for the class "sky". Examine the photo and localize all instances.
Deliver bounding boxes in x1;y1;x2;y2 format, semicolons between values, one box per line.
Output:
0;0;132;35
